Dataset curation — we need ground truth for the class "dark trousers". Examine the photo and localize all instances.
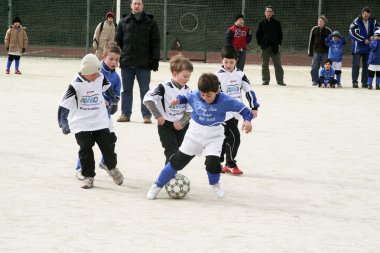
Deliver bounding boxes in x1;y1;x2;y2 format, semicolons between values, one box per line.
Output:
220;118;240;167
237;50;247;71
352;53;369;85
75;128;117;177
261;47;284;84
158;121;188;165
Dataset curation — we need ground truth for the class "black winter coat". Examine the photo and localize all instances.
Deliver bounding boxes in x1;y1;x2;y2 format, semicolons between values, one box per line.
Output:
115;11;161;69
256;17;283;54
307;26;331;56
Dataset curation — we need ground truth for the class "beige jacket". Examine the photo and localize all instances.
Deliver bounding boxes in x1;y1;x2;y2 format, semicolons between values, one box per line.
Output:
4;25;28;53
92;21;116;51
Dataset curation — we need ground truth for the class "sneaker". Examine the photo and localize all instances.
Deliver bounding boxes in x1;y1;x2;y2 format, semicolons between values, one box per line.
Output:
81;177;94;189
99;162;110;174
75;169;84;181
221;164;232;174
362;83;368;88
312;81;318;86
368;85;373;90
337;84;342;88
231;167;243;175
353;82;359;88
376;85;380;90
262;82;269;85
108;167;124;185
147;184;162;200
277;82;287;86
117;114;130;122
211;183;225;198
143;117;152;124
15;70;22;75
5;69;10;74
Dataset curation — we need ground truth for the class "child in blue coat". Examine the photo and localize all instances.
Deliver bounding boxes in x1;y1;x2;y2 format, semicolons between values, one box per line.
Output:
325;30;346;87
367;30;380;90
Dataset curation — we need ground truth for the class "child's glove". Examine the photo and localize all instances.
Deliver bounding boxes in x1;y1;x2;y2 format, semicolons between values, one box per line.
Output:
108;103;118;115
22;48;25;53
61;123;71;135
149;59;159;71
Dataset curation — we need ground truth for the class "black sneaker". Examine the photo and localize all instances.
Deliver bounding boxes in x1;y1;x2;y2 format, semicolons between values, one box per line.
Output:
368;85;373;90
312;81;318;86
262;82;269;85
362;83;368;88
353;82;359;88
277;82;286;86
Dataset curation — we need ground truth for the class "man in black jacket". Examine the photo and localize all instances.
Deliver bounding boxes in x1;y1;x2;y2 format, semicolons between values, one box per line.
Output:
115;0;160;123
256;5;285;86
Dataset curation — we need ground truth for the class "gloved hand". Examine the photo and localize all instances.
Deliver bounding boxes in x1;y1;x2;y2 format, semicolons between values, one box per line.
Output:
108;103;118;115
22;48;25;53
149;59;159;71
61;123;71;135
6;47;9;51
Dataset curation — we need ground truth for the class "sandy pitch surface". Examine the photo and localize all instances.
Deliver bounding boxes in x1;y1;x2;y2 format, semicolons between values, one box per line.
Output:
0;57;379;253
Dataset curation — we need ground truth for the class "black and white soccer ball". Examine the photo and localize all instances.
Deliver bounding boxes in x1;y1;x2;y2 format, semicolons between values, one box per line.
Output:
165;173;190;199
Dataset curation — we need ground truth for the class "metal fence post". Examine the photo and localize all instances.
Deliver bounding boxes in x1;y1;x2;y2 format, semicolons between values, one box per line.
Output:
86;0;90;53
8;0;12;26
163;0;168;61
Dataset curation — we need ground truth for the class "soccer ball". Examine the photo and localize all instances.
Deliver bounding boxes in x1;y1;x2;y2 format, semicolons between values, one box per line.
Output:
165;173;190;199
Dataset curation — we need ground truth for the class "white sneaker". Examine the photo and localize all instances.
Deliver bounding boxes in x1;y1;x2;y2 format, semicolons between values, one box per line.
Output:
147;184;162;200
81;177;94;189
109;167;124;185
76;169;84;181
99;162;110;174
211;183;225;198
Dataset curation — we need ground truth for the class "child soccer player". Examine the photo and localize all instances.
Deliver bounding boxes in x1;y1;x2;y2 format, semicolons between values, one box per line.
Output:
143;55;193;164
325;30;346;87
58;53;124;189
4;17;28;74
367;30;380;90
318;58;336;88
146;73;254;200
75;42;122;180
217;45;260;175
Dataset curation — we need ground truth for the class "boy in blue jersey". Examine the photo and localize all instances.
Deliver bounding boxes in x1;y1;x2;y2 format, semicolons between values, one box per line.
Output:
146;73;254;199
217;45;260;175
367;30;380;90
325;31;346;87
318;59;336;88
75;42;122;180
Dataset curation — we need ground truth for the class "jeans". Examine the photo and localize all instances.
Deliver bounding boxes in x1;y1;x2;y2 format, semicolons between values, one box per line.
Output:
261;47;284;84
352;53;369;85
236;50;247;71
120;67;152;118
310;52;328;82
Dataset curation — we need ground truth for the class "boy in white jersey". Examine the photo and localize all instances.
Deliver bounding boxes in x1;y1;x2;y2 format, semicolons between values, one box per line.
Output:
143;55;193;164
58;53;124;189
146;73;254;200
217;45;260;175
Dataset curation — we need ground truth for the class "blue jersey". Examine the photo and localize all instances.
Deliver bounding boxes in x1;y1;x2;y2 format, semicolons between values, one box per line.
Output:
319;67;335;84
177;91;253;126
101;61;121;103
325;35;346;62
368;39;380;65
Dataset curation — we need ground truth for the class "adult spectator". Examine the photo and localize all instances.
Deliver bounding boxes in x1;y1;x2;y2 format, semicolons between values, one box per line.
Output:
349;6;380;88
256;5;286;86
225;14;253;71
115;0;160;123
308;15;331;86
93;12;117;59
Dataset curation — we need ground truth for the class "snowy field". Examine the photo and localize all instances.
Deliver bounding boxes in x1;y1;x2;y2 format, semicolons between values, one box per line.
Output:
0;56;379;253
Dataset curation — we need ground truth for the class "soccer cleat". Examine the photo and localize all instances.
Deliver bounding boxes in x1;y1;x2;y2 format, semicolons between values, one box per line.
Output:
143;117;152;124
211;183;225;198
147;184;162;200
81;177;94;189
117;114;130;122
108;167;124;185
231;167;243;175
221;164;232;174
15;70;22;75
75;169;84;181
5;69;10;74
99;162;110;174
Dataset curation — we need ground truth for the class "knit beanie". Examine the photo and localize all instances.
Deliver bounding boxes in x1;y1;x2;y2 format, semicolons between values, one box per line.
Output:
13;17;21;24
106;12;115;19
81;54;101;75
235;14;245;21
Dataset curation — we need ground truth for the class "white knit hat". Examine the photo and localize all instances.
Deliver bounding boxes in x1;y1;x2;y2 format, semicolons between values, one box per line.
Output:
81;54;101;75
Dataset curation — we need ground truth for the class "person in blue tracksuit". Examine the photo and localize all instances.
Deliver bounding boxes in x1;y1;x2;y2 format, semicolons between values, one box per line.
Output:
349;6;380;88
325;31;346;87
367;30;380;90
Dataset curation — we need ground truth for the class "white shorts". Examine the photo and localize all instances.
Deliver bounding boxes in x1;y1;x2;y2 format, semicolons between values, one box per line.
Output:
179;119;224;157
368;64;380;71
332;61;342;71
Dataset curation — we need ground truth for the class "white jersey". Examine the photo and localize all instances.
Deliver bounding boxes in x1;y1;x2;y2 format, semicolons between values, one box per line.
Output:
59;73;111;134
216;66;258;121
143;80;192;122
